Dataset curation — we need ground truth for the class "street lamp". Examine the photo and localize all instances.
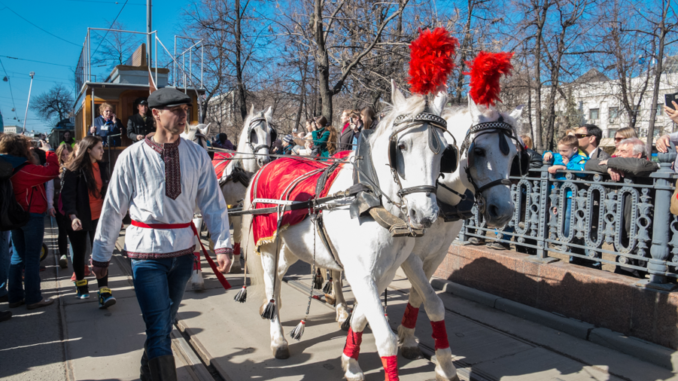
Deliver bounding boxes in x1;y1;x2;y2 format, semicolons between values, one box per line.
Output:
22;71;35;134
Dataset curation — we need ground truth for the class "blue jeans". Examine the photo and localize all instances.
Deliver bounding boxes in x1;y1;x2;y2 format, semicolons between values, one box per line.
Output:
132;254;194;359
0;231;11;298
9;213;45;305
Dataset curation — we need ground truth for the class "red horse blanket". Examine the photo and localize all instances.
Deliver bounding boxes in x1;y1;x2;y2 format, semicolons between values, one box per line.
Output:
251;151;351;248
212;152;234;178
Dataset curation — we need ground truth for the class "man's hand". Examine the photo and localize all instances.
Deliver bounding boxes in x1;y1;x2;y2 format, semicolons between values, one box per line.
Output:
608;168;622;182
657;134;671;153
92;265;108;279
71;217;82;231
543;152;553;161
665;101;678;124
599;160;608;166
217;252;233;273
137;135;144;141
48;207;56;217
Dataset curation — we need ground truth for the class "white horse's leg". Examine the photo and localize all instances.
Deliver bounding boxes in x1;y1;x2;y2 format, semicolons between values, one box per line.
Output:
230;215;242;273
189;216;205;291
332;270;350;327
344;274;400;381
259;243;296;359
341;304;367;381
400;254;458;381
397;284;424;359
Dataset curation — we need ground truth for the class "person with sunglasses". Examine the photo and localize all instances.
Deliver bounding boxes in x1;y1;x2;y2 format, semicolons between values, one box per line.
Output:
574;124;609;160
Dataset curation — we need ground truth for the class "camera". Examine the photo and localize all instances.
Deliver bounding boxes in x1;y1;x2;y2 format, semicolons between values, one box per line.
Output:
666;93;678;110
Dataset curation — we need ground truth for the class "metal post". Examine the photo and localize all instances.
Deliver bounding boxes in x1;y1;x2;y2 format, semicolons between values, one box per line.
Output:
639;143;677;290
201;44;204;88
88;29;91;83
528;161;558;264
22;72;35;134
154;32;158;87
91;88;95;128
147;0;152;69
173;36;177;86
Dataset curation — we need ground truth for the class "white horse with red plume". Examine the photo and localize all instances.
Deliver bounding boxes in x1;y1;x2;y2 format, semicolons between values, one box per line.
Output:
396;52;525;378
243;28;460;381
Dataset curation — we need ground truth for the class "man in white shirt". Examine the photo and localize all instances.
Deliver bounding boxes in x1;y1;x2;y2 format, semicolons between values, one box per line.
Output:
91;88;233;380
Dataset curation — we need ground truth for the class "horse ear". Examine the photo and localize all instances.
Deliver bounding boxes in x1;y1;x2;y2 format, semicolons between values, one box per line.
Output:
391;79;406;107
264;106;273;120
468;96;483;123
432;91;448;115
509;105;524;120
200;123;210;136
249;104;255;116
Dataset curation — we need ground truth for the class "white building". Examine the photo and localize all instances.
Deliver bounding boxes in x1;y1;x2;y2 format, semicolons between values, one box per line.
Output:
3;125;19;134
527;58;678;141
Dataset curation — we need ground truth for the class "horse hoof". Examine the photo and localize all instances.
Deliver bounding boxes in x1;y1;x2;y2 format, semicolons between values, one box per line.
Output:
400;345;422;360
341;354;364;381
190;271;205;291
434;359;458;381
273;345;290;359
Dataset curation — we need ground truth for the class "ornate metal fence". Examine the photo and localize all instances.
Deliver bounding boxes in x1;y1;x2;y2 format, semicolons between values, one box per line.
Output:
457;148;678;290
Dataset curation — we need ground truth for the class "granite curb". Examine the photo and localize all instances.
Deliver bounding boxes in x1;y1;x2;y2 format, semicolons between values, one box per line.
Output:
431;277;678;371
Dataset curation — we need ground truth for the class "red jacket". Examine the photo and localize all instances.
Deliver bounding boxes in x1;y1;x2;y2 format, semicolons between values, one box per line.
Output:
11;151;60;214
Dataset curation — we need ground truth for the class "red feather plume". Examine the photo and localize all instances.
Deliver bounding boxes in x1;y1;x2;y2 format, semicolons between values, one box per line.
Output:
465;51;515;107
408;28;459;95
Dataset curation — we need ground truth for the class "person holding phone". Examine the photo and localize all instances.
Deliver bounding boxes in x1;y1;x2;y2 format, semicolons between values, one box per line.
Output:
89;103;123;147
654;99;678;166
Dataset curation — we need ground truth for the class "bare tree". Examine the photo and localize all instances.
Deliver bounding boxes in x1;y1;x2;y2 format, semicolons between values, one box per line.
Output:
92;21;139;71
31;83;74;125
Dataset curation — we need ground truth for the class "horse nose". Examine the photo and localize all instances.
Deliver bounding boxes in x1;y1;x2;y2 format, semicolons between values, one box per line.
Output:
408;208;435;228
487;202;512;226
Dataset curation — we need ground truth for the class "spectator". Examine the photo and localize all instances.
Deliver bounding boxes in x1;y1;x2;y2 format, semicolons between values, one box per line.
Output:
586;138;658;277
339;111;363;151
361;106;378;130
326;125;339;157
61;137;115;308
60;131;76;148
575;124;609;160
212;133;234;150
127;98;155;142
0;132;11;322
310;116;331;158
89;103;123;147
340;109;352;134
282;135;294;155
565;129;576;136
612;127;638;153
654;101;678;166
54;143;74;270
547;135;594;267
0;134;59;310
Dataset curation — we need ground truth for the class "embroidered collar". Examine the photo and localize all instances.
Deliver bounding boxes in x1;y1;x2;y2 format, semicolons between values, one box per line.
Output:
145;136;181;154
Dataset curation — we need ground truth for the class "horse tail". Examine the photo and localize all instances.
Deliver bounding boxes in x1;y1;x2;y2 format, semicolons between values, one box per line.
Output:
240;185;265;299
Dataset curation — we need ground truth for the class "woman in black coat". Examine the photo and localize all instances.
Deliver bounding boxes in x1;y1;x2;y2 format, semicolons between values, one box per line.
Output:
61;137;114;308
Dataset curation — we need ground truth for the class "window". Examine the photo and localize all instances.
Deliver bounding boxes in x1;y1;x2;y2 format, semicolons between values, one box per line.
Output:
609;107;619;122
589;108;599;121
658;104;664;117
608;129;618;138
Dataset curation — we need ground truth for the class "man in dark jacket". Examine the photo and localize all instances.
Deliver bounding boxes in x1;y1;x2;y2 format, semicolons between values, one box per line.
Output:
575;124;610;160
339;113;362;151
585;137;659;277
127;99;155;142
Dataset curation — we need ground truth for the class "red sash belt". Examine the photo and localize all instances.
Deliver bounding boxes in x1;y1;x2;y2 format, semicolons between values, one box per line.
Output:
131;220;231;290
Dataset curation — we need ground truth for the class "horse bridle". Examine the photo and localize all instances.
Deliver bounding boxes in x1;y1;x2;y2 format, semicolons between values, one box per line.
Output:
388;112;458;203
246;114;276;156
459;116;518;212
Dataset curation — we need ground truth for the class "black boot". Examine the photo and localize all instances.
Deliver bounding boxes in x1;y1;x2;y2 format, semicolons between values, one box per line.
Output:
149;355;177;381
140;350;151;381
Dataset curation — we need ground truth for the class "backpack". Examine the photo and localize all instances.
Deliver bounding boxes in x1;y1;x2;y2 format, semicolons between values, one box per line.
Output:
0;158;32;231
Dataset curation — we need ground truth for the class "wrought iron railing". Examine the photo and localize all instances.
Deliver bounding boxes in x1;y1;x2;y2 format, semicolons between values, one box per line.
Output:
457;147;678;289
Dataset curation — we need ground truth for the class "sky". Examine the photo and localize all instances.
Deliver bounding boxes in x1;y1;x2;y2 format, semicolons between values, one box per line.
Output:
1;0;194;133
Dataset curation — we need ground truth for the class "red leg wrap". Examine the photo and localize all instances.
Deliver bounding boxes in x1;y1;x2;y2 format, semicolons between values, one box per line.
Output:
431;320;450;350
193;252;201;271
381;356;399;381
234;242;241;255
400;303;419;329
343;328;363;360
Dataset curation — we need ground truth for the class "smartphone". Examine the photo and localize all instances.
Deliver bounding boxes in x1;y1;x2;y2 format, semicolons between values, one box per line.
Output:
666;93;678;110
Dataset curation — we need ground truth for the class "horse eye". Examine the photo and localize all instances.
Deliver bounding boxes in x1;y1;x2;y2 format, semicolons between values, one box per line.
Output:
474;148;485;157
398;142;407;151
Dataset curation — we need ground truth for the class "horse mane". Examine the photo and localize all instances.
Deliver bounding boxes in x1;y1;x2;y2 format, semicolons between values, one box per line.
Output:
371;94;429;140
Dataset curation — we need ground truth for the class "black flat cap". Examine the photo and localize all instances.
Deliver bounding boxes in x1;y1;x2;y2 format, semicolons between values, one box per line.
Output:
148;88;192;109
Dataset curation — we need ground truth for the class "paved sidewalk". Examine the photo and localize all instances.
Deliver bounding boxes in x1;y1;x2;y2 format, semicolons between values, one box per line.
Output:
2;219;678;380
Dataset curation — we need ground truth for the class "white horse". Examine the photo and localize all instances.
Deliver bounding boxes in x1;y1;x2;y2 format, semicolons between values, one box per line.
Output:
245;83;448;380
395;100;522;380
180;123;212;290
216;105;276;272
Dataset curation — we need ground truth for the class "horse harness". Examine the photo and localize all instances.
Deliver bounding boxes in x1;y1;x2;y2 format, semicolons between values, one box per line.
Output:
246;114;277;155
